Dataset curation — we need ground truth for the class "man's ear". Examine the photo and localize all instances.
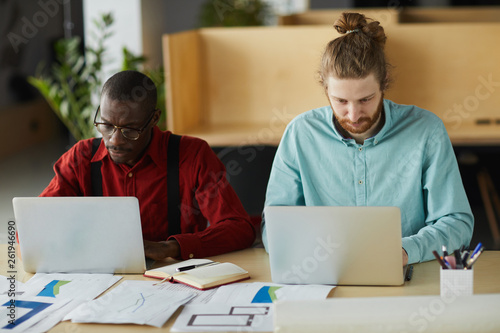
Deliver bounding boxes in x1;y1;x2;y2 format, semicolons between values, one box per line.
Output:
323;85;329;98
152;108;162;126
381;73;391;92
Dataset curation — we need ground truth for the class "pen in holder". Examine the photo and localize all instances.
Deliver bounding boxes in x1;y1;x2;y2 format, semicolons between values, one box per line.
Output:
434;244;482;298
440;267;473;298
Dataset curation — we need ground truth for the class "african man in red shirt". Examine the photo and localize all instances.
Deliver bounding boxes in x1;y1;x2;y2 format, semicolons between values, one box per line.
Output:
40;70;258;260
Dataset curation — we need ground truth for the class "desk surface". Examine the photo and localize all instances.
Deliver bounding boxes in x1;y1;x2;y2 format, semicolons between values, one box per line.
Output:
2;245;500;332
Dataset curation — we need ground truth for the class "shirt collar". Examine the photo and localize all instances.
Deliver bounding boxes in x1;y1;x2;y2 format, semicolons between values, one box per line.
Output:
90;139;107;163
371;99;393;144
144;126;166;168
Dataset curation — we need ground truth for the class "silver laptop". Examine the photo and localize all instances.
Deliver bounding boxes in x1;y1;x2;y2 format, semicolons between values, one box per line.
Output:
264;206;405;286
13;197;146;274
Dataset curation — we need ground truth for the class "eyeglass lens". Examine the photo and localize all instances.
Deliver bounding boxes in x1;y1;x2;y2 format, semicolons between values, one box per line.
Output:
95;124;141;140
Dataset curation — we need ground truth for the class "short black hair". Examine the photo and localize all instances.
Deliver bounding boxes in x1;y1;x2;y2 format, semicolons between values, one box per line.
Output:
101;70;157;113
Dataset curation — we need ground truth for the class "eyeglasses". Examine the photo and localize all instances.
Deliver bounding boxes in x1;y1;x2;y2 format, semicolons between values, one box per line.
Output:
93;106;156;141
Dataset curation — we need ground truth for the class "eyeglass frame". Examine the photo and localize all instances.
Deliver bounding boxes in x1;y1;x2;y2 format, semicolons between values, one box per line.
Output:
93;105;157;141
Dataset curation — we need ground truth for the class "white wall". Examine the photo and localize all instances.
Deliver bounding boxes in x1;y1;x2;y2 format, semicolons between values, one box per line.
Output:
265;0;309;15
83;0;143;84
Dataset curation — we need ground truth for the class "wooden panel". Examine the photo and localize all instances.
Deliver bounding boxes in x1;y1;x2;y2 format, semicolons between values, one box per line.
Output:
385;23;500;145
278;8;400;27
278;7;500;26
163;23;500;146
163;31;202;133
399;6;500;23
200;27;331;126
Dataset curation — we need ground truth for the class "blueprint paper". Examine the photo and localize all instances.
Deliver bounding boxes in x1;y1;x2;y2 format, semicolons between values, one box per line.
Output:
171;303;274;332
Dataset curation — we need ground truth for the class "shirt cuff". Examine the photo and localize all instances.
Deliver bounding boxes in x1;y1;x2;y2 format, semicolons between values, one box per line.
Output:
168;234;202;260
402;237;421;264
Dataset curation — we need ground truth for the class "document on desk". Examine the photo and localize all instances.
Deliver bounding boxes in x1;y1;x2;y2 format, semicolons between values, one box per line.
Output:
0;273;121;332
154;280;219;305
171;303;274;332
0;275;25;296
208;282;334;304
22;273;122;300
66;280;196;327
171;283;333;332
0;295;72;333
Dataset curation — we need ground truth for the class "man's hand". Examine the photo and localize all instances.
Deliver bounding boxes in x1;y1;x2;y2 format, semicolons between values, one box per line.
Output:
143;240;181;260
402;248;409;266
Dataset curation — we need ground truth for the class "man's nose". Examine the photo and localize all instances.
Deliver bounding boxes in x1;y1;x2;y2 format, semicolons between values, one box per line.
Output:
347;104;361;123
108;128;127;145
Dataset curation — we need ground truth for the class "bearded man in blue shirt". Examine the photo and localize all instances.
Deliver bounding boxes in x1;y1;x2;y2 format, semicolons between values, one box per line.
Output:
262;12;474;266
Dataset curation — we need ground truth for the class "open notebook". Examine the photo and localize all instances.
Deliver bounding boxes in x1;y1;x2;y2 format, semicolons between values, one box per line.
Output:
144;259;250;290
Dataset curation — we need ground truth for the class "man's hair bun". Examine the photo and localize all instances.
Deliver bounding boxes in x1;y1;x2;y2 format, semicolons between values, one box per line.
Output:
318;12;391;91
334;12;387;48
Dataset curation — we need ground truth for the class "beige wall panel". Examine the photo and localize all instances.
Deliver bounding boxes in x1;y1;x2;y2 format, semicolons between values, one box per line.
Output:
164;23;500;146
163;31;203;133
279;8;400;27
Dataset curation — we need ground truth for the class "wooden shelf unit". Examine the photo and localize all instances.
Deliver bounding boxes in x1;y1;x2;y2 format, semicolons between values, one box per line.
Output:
163;23;500;146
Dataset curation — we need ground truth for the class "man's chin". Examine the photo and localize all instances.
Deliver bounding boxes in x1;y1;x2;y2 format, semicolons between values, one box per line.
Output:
342;123;371;135
109;152;129;164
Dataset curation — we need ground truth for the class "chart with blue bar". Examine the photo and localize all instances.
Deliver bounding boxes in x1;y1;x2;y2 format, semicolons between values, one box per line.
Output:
251;286;282;303
36;280;71;298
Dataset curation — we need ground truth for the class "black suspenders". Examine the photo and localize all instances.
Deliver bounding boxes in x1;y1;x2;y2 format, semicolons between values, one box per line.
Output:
166;134;181;236
90;138;103;196
90;134;182;236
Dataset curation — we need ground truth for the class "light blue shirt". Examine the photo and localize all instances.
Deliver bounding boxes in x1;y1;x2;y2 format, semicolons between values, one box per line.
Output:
262;99;474;264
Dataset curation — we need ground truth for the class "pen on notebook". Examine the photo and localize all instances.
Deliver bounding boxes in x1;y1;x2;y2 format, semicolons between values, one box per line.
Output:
176;261;219;272
432;250;448;269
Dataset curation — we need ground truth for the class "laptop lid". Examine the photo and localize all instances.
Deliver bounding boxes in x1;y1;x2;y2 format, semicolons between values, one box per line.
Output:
264;206;404;286
13;197;146;274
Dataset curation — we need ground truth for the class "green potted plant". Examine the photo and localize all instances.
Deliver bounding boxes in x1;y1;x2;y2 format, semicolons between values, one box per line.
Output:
198;0;271;27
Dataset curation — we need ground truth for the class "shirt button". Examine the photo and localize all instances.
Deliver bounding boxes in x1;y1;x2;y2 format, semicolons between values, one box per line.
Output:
128;172;133;178
358;180;363;185
189;253;194;259
374;140;378;144
358;147;363;151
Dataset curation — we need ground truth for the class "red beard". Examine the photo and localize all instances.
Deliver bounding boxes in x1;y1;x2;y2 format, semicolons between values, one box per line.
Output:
336;97;384;134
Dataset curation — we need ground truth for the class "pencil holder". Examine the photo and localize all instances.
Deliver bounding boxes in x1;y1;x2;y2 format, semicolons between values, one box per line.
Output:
440;268;473;298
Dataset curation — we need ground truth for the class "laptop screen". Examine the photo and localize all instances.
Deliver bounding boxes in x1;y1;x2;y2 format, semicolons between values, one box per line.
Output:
13;196;146;274
264;206;404;286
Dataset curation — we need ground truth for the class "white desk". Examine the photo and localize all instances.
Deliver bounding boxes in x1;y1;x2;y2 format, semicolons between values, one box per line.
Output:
2;245;500;332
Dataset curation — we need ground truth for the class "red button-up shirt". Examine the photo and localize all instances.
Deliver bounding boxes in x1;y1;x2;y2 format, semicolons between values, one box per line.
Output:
40;127;257;259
